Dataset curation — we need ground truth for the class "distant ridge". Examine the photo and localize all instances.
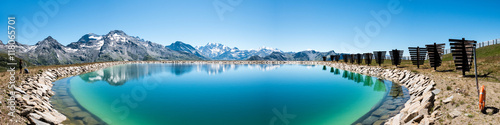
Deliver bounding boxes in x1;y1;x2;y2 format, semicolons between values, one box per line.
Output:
0;30;338;65
0;30;201;65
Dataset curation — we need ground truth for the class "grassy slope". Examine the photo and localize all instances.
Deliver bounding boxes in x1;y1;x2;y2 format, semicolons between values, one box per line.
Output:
440;44;500;81
0;53;29;72
337;44;500;81
443;43;500;61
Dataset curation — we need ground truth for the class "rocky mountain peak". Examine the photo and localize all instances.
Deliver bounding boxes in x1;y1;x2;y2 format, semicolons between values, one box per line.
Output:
106;30;128;37
173;41;184;44
77;33;102;42
168;41;193;49
45;36;55;41
36;36;63;47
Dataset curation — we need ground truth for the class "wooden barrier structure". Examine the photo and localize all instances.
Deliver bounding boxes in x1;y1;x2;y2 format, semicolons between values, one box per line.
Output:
389;49;404;67
356;53;362;65
450;38;476;76
373;51;386;66
350;54;355;64
425;43;445;70
408;46;427;68
364;53;373;66
342;54;350;63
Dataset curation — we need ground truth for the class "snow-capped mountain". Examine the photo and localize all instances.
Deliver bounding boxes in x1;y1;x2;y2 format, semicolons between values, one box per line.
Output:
195;43;282;60
0;30;339;65
250;46;282;57
195;43;235;59
0;30;201;65
0;36;79;65
69;30;200;62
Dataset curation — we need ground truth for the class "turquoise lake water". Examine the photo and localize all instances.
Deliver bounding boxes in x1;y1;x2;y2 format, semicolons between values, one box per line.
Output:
53;63;393;125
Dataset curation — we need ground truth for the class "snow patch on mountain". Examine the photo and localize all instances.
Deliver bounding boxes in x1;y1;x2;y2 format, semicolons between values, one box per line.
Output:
195;43;283;60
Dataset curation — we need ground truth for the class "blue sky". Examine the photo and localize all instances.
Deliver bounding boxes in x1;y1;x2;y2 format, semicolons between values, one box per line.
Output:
1;0;499;53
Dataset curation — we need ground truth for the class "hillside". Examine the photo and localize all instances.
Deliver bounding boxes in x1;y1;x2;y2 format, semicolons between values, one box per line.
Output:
441;44;500;81
442;44;500;61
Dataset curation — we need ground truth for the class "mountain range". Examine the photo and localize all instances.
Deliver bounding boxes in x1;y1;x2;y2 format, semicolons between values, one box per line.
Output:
0;30;336;65
247;50;337;61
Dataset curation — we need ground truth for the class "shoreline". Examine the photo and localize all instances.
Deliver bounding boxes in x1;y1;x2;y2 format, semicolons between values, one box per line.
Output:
12;60;436;125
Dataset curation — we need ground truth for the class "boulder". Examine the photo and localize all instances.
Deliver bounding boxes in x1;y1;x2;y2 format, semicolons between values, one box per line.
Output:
83;116;100;125
421;92;435;108
362;116;380;125
388;114;402;125
432;89;441;95
372;108;389;116
29;113;42;120
35;110;66;124
403;110;419;123
449;109;461;118
68;106;82;112
14;87;27;94
374;120;385;125
418;117;430;125
29;116;50;125
406;102;421;114
74;111;92;119
443;96;453;104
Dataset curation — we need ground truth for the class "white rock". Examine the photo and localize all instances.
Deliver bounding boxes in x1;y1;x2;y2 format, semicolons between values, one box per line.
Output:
421;92;435;107
449;109;461;118
443;96;453;104
391;114;402;125
432;89;441;95
35;110;66;124
30;116;50;125
29;113;42;119
15;87;27;94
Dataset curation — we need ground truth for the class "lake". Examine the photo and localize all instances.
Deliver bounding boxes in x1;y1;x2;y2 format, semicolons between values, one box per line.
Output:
50;63;407;125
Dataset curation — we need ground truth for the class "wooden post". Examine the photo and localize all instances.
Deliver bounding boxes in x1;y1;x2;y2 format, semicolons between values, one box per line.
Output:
462;38;467;76
417;46;420;68
378;52;382;66
395;49;399;67
433;43;437;70
474;43;479;97
429;42;437;71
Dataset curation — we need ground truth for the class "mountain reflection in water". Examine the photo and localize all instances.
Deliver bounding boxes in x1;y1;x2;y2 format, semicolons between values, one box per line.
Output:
78;63;388;94
336;67;386;92
78;63;281;86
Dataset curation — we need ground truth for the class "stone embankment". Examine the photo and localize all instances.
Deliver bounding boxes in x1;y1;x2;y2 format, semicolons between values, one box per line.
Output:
12;61;436;125
315;62;438;125
13;62;127;125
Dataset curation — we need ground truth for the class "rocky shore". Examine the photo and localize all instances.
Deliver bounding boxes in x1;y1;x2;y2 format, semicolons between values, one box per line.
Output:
11;61;436;125
12;62;128;125
315;62;438;125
